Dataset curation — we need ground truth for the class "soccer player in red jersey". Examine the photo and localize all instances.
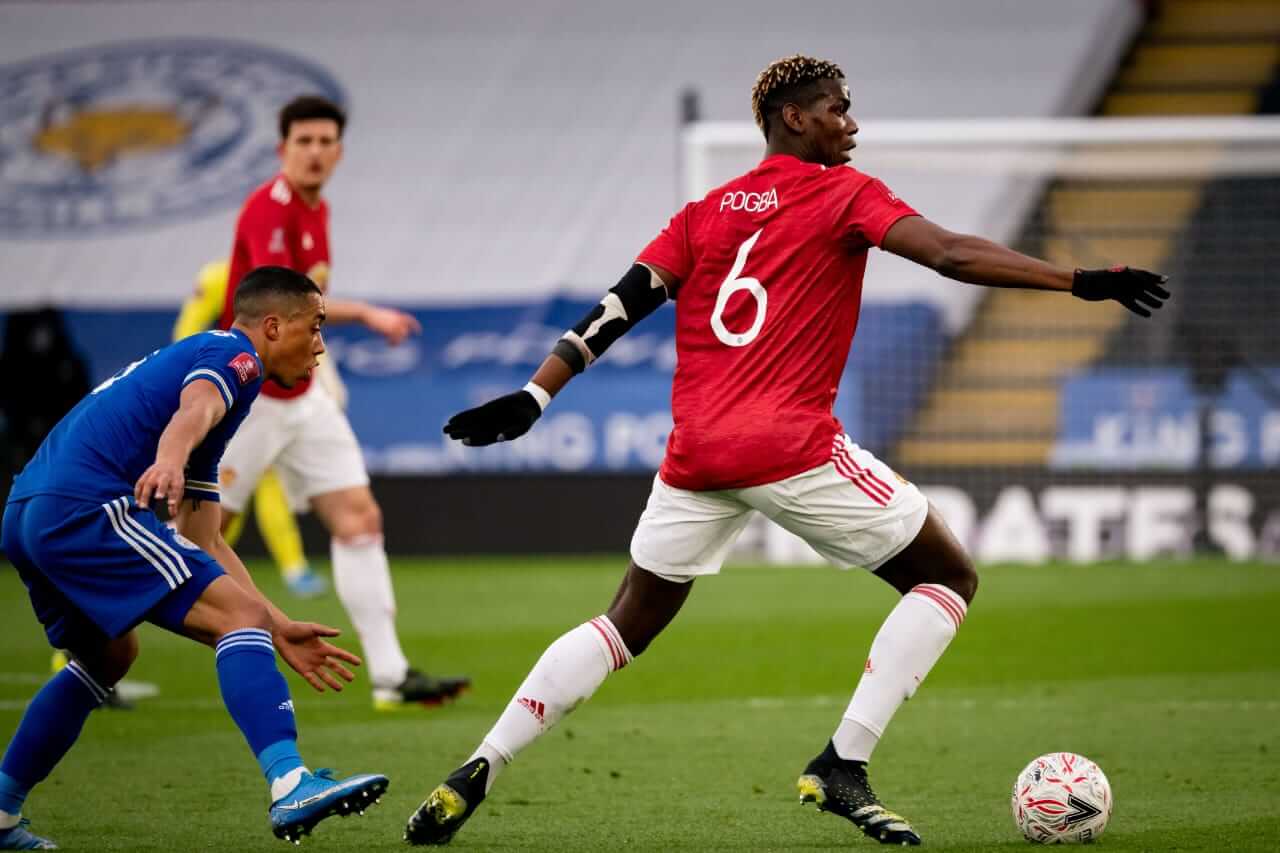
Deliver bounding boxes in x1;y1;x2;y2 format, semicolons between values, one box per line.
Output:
220;96;469;709
405;56;1169;846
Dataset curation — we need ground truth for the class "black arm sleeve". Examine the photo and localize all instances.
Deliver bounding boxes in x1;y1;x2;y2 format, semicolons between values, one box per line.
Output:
554;263;669;374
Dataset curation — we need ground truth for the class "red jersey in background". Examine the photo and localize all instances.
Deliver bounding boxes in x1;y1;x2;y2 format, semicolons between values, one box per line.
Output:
221;175;331;399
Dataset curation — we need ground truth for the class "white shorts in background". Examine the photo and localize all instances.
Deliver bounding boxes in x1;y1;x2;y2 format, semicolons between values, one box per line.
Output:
218;384;369;514
630;435;929;581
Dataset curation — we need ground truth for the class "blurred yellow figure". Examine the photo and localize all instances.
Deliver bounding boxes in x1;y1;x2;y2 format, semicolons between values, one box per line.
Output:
174;261;327;598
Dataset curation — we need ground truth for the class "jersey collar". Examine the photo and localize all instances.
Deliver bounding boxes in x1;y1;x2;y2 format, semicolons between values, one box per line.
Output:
757;153;824;172
276;172;326;211
229;327;264;367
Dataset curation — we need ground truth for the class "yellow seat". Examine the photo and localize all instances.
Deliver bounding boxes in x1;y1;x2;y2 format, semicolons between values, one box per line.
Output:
1150;0;1280;39
914;388;1061;435
944;337;1105;384
897;439;1051;467
975;291;1129;336
1102;90;1258;116
1042;235;1171;272
1119;43;1280;87
892;0;1274;472
1046;187;1202;231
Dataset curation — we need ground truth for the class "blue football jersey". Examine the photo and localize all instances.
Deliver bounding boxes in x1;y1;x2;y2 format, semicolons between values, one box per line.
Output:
9;329;263;505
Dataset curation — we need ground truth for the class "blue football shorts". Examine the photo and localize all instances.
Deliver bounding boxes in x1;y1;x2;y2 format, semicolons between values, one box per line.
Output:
2;494;225;649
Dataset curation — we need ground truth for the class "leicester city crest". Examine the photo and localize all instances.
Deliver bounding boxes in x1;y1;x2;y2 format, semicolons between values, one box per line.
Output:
0;39;344;238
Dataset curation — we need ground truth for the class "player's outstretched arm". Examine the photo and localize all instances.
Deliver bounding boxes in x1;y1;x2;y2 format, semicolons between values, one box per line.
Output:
324;297;422;344
881;215;1170;317
444;262;677;446
177;498;362;693
136;380;229;516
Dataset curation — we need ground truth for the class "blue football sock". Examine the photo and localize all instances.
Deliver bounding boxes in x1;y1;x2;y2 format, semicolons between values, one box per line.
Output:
0;660;107;812
214;629;304;785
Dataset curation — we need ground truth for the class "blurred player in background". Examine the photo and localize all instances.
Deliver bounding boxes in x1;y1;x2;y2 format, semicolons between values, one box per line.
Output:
219;96;469;710
0;267;388;849
406;55;1169;846
174;260;328;598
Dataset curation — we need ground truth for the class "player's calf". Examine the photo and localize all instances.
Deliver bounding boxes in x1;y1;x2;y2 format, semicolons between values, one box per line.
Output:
604;562;694;655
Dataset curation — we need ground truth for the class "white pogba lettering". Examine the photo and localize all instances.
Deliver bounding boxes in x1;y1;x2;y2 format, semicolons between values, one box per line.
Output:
719;187;779;213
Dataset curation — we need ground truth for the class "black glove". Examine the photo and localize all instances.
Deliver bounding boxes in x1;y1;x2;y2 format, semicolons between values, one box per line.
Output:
443;390;542;446
1072;266;1171;318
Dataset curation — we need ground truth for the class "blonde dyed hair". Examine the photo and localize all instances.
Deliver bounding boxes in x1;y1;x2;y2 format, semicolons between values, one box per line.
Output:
751;54;845;138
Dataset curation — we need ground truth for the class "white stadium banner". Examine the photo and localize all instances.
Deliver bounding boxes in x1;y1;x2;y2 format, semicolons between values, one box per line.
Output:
0;0;1138;308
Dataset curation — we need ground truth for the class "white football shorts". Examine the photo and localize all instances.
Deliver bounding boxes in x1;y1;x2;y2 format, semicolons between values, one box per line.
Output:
630;435;929;581
218;383;369;514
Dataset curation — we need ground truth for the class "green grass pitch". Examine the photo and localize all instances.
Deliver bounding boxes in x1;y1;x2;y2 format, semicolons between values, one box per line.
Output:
1;556;1278;851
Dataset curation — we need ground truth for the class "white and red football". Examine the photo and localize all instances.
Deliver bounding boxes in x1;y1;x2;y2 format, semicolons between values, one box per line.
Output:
1012;752;1112;844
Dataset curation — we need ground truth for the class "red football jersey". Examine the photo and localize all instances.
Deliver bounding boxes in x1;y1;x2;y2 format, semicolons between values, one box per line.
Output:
637;154;917;491
222;175;331;399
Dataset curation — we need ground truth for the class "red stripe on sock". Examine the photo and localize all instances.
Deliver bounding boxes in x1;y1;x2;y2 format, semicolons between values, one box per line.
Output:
589;618;624;670
599;617;631;668
927;586;966;627
589;618;621;669
916;584;965;625
912;585;965;628
920;584;967;622
914;587;962;627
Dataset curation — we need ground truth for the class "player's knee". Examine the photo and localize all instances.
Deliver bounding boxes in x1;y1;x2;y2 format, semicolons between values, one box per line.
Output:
78;633;139;686
361;500;383;535
222;598;273;635
883;509;979;604
317;484;382;540
948;557;979;605
104;634;141;683
333;500;382;540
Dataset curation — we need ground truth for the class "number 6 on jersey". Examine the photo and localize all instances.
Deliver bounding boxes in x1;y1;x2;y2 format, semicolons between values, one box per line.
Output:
711;228;768;347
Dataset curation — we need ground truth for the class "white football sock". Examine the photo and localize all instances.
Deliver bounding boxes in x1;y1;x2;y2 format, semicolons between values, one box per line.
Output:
330;535;410;689
834;583;967;763
269;766;309;802
466;741;510;795
476;616;631;792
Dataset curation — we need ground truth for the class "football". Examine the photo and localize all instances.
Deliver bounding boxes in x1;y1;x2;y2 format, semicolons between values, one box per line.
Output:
1012;752;1112;844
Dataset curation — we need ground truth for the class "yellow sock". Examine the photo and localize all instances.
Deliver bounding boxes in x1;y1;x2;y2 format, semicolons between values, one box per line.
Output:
223;507;246;548
254;470;309;580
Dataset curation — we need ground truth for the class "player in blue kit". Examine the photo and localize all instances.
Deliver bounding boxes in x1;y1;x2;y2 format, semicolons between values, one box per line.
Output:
0;266;388;849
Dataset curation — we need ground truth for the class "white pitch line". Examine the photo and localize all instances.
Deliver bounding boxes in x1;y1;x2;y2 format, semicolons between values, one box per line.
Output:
0;673;48;685
0;672;160;702
739;695;1280;712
